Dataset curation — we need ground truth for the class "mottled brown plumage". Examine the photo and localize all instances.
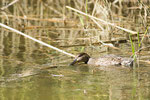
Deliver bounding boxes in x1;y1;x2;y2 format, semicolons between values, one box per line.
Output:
70;53;133;67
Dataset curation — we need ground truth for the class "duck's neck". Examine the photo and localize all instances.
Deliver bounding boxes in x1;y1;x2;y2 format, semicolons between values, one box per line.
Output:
84;56;90;64
86;58;96;65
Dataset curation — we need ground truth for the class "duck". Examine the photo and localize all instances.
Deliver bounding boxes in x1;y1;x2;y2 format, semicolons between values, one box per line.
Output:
70;53;133;67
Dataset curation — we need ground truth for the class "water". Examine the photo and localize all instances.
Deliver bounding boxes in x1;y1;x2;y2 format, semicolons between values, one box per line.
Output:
0;0;150;100
0;49;150;100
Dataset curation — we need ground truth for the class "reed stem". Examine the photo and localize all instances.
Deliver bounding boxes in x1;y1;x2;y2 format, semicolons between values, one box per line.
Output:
0;23;75;57
66;6;137;34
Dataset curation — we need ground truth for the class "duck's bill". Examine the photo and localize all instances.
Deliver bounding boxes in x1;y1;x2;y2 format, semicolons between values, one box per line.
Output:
70;59;77;65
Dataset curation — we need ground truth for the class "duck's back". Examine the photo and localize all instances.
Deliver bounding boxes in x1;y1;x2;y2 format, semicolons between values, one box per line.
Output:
88;54;123;66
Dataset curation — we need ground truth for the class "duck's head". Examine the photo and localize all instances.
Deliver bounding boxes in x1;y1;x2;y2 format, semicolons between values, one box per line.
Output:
70;53;90;65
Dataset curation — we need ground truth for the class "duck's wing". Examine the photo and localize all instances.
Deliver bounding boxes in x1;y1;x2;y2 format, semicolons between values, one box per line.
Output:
95;55;122;66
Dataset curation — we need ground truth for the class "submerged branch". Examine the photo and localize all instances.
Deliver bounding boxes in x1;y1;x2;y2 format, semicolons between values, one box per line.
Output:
66;6;137;34
0;23;75;57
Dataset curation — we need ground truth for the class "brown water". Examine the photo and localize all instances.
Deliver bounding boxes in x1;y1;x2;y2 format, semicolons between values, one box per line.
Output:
0;0;150;100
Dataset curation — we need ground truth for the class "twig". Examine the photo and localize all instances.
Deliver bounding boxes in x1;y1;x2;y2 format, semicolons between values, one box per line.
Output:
0;23;75;57
135;45;150;54
66;6;137;34
1;0;19;10
99;40;120;50
0;15;75;24
139;60;150;64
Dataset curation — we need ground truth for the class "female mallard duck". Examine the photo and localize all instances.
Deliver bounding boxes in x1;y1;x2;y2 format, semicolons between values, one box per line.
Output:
70;53;133;67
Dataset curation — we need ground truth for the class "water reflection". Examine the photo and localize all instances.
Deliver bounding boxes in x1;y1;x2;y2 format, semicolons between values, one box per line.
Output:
0;30;150;100
1;58;150;100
